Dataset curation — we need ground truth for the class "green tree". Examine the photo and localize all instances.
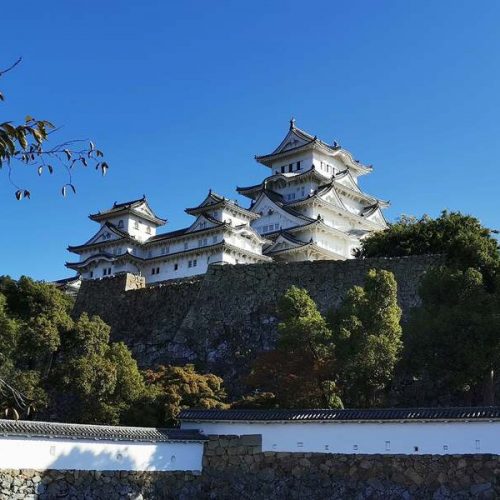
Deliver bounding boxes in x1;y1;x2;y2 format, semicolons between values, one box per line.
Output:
128;364;228;427
0;277;73;418
403;267;500;406
329;269;403;407
1;57;107;199
359;212;500;286
247;286;343;409
54;314;145;425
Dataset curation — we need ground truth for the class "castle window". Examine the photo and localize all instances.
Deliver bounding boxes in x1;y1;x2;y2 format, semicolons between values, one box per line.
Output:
90;271;93;278
188;260;192;268
118;220;124;228
193;259;197;267
174;263;178;271
288;164;293;172
280;166;285;173
296;161;301;170
184;242;189;250
134;221;139;230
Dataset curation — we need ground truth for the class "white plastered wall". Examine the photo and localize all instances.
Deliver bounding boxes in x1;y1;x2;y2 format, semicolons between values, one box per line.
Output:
0;437;204;471
181;421;500;455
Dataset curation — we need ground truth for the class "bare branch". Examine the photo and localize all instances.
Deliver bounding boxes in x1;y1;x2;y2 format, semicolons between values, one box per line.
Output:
0;57;23;78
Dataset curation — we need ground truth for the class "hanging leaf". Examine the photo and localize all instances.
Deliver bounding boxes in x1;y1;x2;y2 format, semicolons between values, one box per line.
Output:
64;149;71;161
15;190;23;200
89;141;95;151
23;189;31;199
47;165;53;174
96;150;104;157
0;92;4;101
81;157;88;167
62;185;67;197
69;184;76;194
25;115;34;123
101;161;109;176
37;166;43;176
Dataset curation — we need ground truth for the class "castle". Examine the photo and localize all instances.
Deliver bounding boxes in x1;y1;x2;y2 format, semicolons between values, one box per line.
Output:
66;120;388;283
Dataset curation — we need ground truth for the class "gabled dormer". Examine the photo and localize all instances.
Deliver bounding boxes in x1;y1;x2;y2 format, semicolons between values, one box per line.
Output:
89;196;166;242
185;190;259;226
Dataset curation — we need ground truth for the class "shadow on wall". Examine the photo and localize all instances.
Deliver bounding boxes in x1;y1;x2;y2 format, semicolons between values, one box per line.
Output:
47;446;137;471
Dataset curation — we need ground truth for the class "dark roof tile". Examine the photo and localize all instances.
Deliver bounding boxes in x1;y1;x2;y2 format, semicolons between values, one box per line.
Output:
0;419;206;443
179;407;500;422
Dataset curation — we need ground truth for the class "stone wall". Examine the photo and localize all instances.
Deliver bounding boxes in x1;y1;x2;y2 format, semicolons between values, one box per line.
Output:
74;255;441;391
1;435;498;499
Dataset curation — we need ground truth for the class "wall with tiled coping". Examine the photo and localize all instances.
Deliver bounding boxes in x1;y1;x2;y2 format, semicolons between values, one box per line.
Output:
1;435;499;499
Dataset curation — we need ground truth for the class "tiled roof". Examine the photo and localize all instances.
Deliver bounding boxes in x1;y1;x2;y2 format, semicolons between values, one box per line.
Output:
179;407;500;422
0;419;207;443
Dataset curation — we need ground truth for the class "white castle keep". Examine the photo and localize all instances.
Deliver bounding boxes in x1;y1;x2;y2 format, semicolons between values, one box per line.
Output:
66;121;388;283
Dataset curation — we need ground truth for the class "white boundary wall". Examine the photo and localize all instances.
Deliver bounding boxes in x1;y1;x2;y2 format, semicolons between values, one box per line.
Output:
181;420;500;455
0;437;204;471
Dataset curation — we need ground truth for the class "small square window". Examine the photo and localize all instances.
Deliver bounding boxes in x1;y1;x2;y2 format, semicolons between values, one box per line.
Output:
184;242;189;250
193;259;197;267
188;260;192;268
288;164;293;172
280;166;285;173
174;264;178;271
89;271;93;278
134;221;139;230
146;226;151;234
296;161;301;170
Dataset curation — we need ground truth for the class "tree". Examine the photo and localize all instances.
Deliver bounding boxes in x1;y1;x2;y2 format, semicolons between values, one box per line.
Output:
359;212;500;286
0;277;73;418
246;286;343;409
54;314;145;425
328;269;403;407
128;364;228;427
402;267;500;406
1;57;108;199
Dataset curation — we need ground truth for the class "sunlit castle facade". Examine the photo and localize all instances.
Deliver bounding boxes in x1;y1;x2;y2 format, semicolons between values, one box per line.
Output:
66;193;271;283
66;120;388;283
238;119;388;261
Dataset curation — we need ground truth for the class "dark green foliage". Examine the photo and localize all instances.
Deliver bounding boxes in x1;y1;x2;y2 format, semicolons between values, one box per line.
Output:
328;269;403;407
0;277;144;425
53;314;145;425
402;267;500;405
359;212;500;285
246;286;342;408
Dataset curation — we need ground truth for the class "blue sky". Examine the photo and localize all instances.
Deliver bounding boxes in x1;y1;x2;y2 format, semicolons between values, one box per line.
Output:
1;1;499;280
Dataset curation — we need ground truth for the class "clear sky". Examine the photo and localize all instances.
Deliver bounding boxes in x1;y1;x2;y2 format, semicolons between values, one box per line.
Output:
1;1;499;280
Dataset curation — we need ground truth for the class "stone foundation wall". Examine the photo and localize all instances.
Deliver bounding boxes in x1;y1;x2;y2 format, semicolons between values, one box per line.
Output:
1;435;498;499
74;255;441;392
